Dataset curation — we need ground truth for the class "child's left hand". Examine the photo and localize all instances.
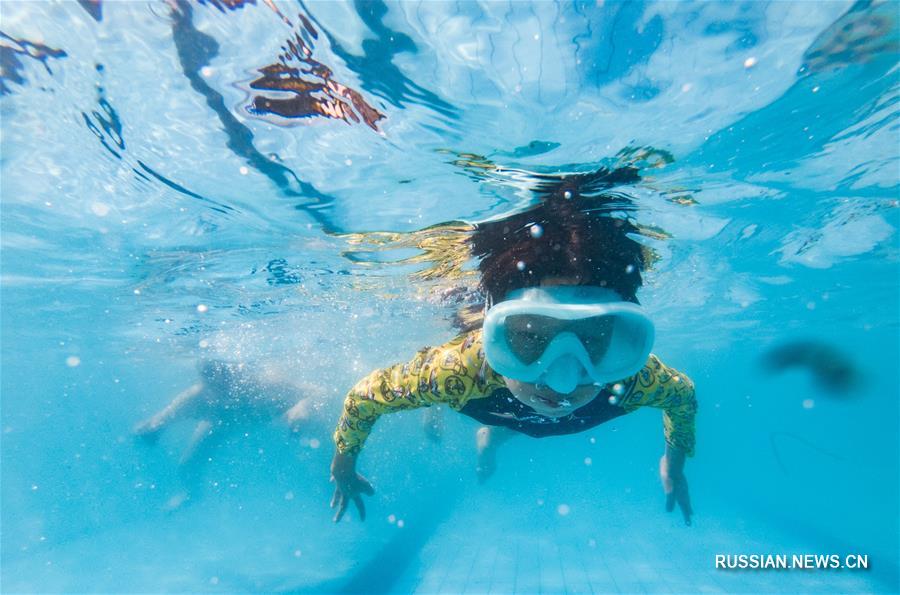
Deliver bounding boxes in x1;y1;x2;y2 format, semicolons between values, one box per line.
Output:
659;445;692;526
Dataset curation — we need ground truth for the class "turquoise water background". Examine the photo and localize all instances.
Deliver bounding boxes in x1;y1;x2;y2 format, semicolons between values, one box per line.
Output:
1;1;898;592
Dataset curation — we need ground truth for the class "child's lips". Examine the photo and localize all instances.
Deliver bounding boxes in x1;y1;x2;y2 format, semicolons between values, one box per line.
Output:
535;394;576;409
536;395;562;407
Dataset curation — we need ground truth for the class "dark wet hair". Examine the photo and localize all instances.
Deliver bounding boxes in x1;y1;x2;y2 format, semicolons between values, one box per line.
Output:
471;166;646;303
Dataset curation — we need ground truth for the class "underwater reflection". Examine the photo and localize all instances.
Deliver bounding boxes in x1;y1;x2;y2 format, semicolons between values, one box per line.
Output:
247;13;384;130
0;31;67;96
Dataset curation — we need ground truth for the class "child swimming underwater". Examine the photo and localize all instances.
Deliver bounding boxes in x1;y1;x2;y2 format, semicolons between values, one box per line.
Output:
135;359;315;508
328;167;697;525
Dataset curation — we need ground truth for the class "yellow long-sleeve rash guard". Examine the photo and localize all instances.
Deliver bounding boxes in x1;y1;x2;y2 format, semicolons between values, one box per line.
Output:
333;329;697;457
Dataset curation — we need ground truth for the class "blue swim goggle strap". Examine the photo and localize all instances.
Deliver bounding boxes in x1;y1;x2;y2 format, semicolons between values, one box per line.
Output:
482;286;655;394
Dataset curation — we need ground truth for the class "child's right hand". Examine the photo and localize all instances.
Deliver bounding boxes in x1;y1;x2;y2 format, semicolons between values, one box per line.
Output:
330;450;375;522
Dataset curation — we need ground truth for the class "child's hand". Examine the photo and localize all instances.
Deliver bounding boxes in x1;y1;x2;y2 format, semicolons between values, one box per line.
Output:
659;445;692;526
330;450;375;522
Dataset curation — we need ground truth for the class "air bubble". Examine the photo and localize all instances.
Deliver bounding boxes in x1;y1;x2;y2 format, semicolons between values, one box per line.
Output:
516;261;526;271
563;191;572;199
557;504;571;516
530;224;543;238
91;202;110;217
66;356;81;368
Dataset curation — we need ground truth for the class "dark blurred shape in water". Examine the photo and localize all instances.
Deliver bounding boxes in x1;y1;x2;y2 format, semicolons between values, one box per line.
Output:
0;31;67;96
760;339;861;395
494;140;561;159
800;0;899;75
76;0;102;22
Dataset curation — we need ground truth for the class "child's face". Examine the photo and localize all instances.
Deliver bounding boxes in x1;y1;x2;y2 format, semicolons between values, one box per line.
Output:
503;377;601;417
497;275;603;416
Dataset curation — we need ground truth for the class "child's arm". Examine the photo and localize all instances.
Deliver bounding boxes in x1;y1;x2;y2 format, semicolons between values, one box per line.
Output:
333;331;496;456
329;331;501;522
620;354;698;456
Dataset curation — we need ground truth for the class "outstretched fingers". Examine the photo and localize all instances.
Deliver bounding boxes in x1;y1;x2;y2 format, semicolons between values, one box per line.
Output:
352;494;366;521
358;476;375;496
676;481;693;526
333;495;348;523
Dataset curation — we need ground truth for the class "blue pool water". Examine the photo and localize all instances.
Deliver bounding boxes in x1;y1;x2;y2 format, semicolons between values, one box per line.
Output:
1;1;898;593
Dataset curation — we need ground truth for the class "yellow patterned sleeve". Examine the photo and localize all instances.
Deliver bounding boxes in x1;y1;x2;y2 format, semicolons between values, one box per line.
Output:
333;330;505;456
620;354;698;456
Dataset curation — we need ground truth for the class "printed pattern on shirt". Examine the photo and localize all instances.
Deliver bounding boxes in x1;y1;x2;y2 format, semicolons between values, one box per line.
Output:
618;354;698;456
333;331;507;455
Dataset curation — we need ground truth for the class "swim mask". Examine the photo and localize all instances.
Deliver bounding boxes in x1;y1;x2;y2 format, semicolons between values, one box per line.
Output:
482;286;655;394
